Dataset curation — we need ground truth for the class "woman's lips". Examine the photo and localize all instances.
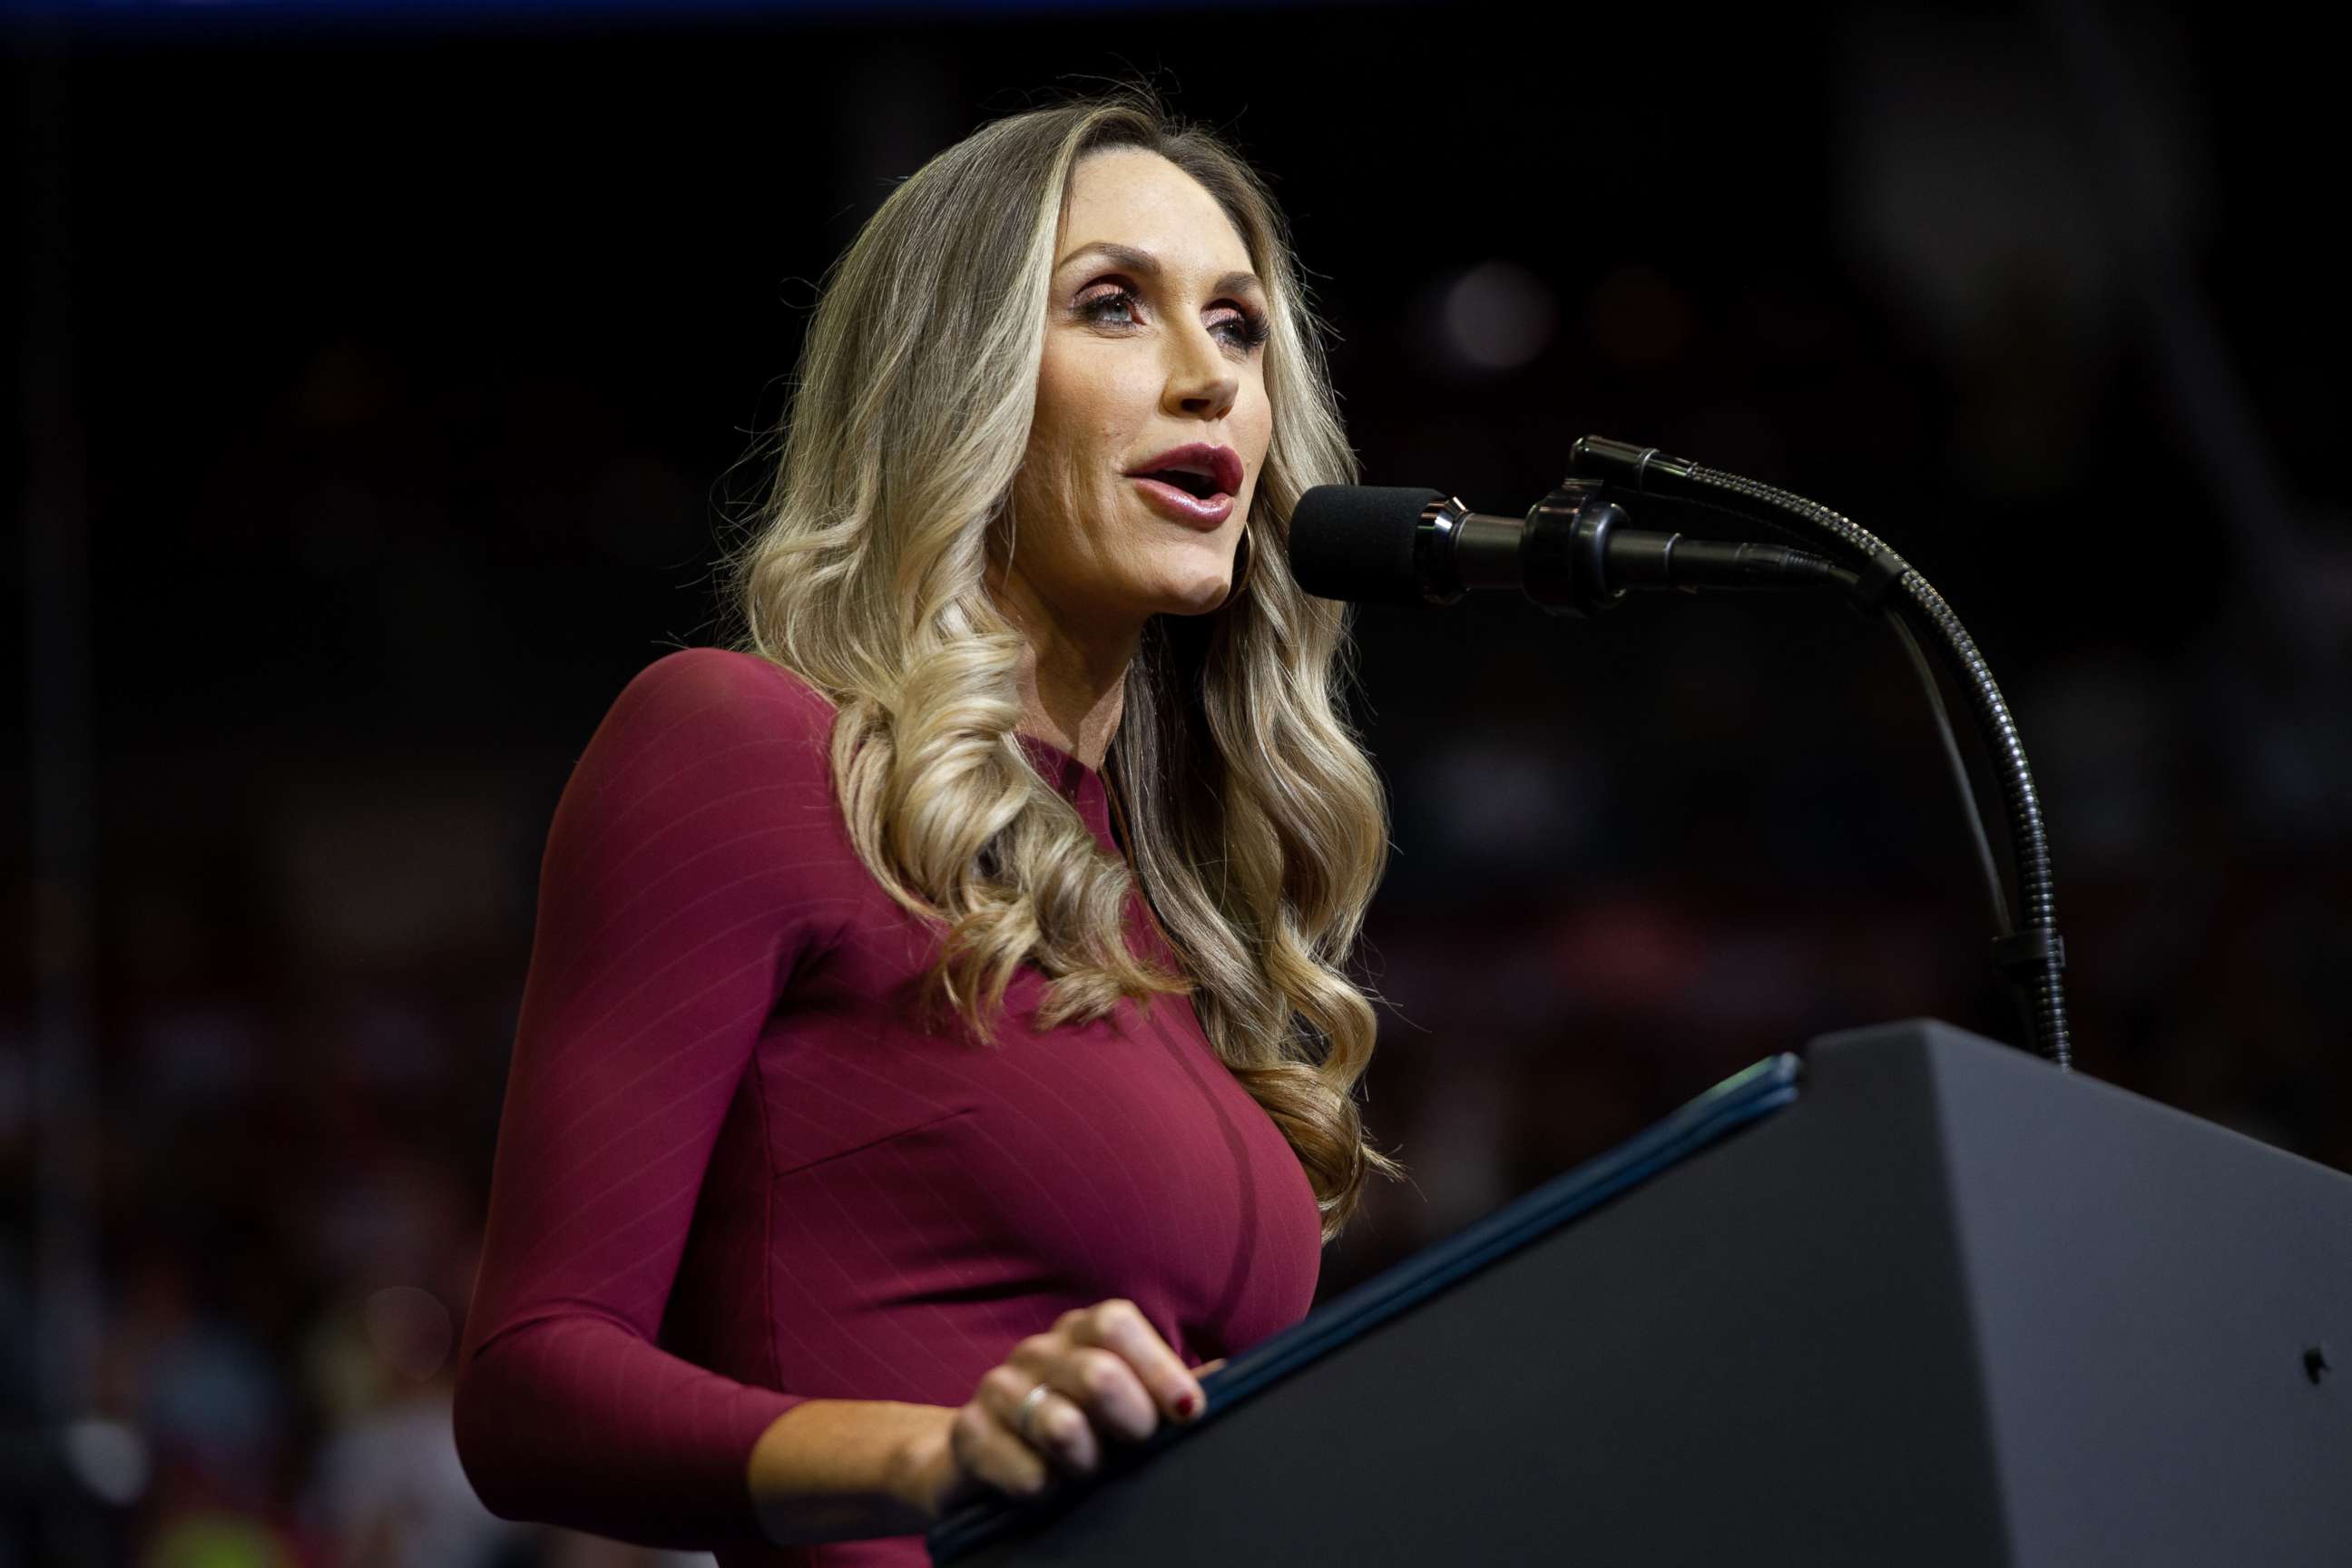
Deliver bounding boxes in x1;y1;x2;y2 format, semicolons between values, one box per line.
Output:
1130;475;1235;528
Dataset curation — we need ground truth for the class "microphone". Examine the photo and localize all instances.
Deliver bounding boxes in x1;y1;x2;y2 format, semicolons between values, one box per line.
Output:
1286;482;1848;615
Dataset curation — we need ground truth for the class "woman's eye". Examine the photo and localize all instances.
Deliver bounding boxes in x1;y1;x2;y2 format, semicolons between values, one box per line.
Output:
1079;286;1268;352
1081;286;1141;326
1219;306;1271;351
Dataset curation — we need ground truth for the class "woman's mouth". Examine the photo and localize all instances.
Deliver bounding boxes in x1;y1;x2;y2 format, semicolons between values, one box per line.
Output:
1129;475;1235;529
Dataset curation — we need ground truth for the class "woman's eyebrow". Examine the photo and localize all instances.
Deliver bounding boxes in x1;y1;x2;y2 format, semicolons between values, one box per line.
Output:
1056;240;1263;299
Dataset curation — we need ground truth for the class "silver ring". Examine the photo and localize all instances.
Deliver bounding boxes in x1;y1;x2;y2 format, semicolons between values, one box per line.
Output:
1014;1381;1055;1446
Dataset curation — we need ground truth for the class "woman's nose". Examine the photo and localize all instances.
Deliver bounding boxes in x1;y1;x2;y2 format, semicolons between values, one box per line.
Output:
1163;328;1239;417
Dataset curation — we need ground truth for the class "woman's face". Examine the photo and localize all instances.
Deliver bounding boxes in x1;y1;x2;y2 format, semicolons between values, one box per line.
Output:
1002;147;1274;641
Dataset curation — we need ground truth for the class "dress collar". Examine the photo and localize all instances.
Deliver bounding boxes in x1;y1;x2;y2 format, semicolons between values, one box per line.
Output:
1014;730;1097;799
1014;730;1189;971
1014;730;1117;853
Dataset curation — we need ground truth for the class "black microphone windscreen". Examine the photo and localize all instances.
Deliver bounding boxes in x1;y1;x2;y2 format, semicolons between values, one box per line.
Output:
1286;485;1443;605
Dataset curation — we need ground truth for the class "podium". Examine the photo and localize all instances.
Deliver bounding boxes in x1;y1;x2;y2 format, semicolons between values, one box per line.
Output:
929;1019;2352;1566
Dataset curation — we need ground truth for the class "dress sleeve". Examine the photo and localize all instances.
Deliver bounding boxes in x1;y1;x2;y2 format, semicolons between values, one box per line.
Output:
453;647;842;1550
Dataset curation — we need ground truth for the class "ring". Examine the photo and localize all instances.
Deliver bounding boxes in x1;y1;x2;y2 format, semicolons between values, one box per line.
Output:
1014;1381;1055;1446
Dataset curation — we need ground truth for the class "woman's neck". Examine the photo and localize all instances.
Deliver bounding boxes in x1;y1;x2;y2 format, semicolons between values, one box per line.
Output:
988;564;1136;771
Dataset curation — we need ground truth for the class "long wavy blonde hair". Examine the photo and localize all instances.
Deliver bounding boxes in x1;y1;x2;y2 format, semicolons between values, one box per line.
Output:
716;83;1401;1241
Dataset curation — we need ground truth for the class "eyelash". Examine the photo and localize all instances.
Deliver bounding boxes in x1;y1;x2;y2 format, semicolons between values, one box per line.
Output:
1078;283;1272;352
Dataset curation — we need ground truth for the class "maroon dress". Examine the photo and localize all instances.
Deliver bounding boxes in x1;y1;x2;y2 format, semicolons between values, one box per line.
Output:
453;647;1324;1566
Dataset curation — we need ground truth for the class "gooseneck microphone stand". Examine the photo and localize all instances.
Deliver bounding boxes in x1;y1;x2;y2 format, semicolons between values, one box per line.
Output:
1563;436;2071;1070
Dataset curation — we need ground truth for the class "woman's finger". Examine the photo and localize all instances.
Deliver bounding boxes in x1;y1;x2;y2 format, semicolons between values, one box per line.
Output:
952;1388;1051;1498
985;1358;1102;1475
1024;1386;1100;1475
1040;1344;1155;1443
1065;1299;1203;1427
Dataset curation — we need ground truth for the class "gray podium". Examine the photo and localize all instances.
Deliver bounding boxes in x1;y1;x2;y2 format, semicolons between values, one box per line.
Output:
929;1018;2352;1566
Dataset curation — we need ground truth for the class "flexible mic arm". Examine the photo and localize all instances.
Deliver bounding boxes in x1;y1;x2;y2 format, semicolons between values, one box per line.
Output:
1563;437;2072;1070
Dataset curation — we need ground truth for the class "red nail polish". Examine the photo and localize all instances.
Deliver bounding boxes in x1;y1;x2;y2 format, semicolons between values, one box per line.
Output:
1176;1392;1200;1418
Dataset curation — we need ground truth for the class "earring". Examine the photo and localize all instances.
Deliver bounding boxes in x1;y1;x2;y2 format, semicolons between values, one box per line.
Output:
1228;520;1258;602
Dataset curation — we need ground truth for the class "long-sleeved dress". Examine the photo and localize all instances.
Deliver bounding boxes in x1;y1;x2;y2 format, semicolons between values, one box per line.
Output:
452;646;1324;1566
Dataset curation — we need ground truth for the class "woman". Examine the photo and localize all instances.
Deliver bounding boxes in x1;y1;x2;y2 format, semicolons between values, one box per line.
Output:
452;84;1400;1565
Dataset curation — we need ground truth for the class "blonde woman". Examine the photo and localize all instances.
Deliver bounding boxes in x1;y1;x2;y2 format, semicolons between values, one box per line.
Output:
453;83;1399;1565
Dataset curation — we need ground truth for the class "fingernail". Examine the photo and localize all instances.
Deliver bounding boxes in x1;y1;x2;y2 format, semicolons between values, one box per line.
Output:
1176;1391;1200;1418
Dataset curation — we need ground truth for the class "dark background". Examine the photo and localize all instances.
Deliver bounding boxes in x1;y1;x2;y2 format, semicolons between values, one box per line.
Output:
5;0;2346;1562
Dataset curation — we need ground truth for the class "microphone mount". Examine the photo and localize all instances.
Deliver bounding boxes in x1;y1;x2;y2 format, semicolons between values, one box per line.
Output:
1408;484;1852;614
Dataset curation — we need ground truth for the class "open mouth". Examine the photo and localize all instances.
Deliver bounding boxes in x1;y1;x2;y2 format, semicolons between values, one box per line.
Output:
1137;469;1226;500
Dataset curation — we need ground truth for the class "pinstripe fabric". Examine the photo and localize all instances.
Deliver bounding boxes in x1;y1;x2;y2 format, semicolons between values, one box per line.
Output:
453;648;1323;1565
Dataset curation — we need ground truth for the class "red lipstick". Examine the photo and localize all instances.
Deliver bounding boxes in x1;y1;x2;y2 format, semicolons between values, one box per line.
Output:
1130;476;1236;528
1123;441;1245;531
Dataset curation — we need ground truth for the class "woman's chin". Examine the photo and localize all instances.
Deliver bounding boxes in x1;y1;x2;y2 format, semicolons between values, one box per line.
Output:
1121;536;1243;618
1151;573;1238;617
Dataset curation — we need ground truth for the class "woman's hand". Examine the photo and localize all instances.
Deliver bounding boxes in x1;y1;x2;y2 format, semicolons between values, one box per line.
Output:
894;1299;1209;1519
